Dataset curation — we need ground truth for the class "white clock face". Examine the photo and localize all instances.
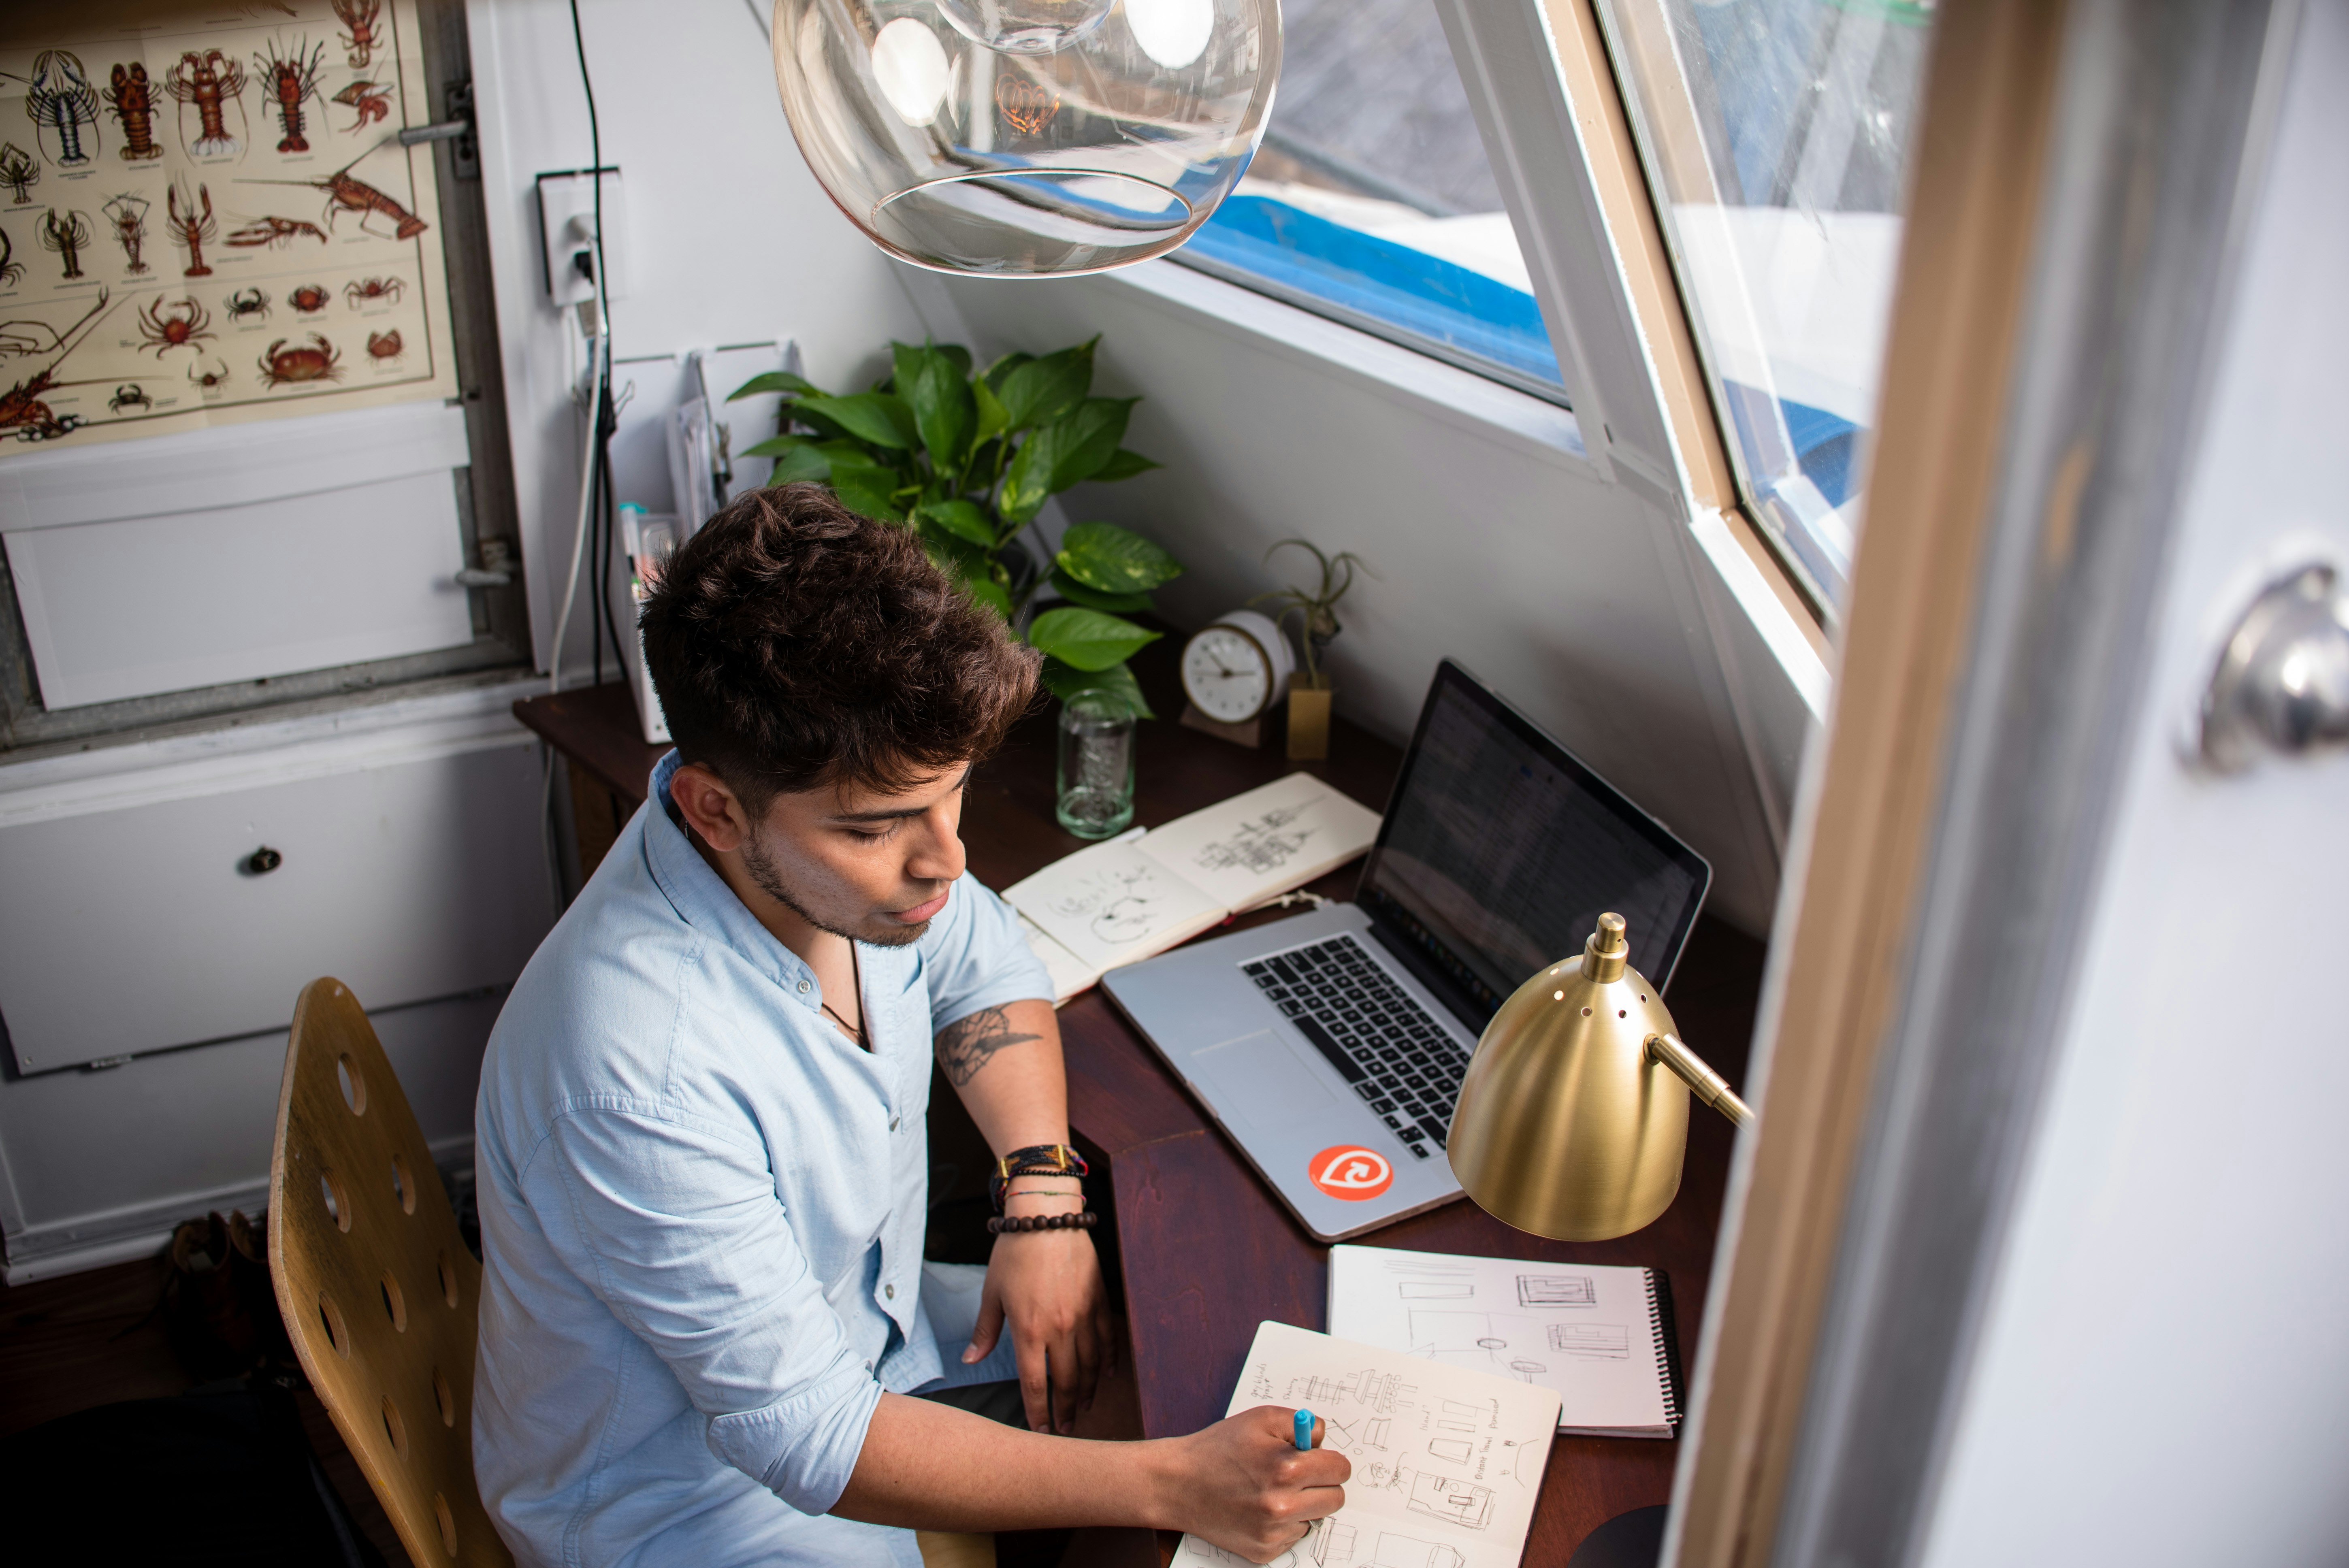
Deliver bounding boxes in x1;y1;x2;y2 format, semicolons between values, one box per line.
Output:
1183;625;1273;721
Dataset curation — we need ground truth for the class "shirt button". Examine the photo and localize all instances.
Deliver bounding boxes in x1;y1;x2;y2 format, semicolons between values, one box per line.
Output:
884;1283;895;1300
796;979;810;994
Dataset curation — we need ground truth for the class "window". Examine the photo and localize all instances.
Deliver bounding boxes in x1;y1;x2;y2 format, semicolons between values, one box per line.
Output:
1171;0;1566;402
1595;0;1934;605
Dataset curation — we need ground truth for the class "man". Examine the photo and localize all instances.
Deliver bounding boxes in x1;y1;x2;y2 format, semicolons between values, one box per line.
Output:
473;486;1345;1566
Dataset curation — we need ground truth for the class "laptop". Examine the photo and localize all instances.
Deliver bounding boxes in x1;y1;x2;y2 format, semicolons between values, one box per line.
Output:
1101;660;1712;1241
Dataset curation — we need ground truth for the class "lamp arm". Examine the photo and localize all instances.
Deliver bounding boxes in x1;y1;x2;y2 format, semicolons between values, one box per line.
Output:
1646;1033;1754;1128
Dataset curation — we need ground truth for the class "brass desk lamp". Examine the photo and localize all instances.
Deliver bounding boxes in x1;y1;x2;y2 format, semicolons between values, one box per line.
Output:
1448;913;1753;1241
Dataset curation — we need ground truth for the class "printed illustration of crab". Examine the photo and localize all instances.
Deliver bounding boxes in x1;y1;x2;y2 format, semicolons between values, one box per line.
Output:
109;383;150;413
259;333;340;386
188;357;230;390
366;328;402;361
344;275;404;309
287;282;329;314
226;287;270;323
136;296;213;357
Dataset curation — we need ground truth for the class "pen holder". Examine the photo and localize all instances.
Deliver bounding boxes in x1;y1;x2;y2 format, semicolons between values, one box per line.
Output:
1287;674;1333;761
1057;692;1137;839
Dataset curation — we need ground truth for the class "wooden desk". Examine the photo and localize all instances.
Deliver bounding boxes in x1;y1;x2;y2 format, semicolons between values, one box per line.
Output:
515;650;1762;1564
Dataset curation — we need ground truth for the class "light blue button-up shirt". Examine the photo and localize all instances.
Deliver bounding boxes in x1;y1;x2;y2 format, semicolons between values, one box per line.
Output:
473;751;1051;1567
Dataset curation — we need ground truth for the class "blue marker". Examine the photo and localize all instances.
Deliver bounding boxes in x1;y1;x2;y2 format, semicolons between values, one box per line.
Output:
1294;1408;1315;1450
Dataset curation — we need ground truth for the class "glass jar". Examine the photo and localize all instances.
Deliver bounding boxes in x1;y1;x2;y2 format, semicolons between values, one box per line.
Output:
1056;690;1136;838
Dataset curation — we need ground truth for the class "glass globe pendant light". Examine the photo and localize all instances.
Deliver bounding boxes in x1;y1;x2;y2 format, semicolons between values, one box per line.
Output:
772;0;1281;275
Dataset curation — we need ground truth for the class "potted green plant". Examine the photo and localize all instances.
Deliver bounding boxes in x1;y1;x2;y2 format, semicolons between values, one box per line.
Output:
1252;538;1375;760
729;338;1180;717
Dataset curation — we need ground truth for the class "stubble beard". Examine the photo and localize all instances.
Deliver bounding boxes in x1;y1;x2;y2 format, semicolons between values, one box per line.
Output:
740;823;933;947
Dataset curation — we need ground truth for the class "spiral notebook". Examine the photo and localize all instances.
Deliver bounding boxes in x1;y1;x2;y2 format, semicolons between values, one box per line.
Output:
1326;1245;1684;1439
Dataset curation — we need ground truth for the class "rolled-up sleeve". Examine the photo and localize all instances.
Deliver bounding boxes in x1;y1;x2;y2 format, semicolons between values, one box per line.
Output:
922;873;1055;1029
526;1102;879;1515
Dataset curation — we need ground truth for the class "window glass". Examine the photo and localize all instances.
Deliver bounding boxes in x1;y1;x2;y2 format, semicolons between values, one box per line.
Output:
1596;0;1934;604
1172;0;1566;401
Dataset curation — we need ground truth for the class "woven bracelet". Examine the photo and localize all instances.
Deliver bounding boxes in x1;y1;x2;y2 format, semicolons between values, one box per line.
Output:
986;1210;1098;1235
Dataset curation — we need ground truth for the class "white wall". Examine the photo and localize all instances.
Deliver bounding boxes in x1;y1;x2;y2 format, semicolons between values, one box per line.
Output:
1916;6;2349;1560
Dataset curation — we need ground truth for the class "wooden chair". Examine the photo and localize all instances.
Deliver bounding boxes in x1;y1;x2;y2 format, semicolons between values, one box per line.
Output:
269;978;512;1568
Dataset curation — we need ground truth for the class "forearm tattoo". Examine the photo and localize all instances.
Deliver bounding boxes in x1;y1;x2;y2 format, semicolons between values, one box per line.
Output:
934;1005;1042;1087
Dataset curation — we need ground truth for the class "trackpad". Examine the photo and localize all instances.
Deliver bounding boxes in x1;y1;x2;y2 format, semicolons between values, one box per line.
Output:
1192;1031;1348;1139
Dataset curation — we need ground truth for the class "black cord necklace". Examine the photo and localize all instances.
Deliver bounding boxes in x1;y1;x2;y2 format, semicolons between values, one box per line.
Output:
819;946;866;1049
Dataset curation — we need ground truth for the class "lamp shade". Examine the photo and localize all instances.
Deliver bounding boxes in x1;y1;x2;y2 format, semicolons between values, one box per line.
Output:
1447;914;1694;1242
772;0;1281;276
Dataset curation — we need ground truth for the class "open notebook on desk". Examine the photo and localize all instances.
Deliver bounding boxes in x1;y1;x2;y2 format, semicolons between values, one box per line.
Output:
1005;773;1381;1001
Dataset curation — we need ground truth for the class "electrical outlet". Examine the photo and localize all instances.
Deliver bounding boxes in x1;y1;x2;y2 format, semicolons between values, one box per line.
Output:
535;167;627;308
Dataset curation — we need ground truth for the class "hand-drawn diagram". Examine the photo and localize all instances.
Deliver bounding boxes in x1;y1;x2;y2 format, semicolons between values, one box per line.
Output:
1047;859;1190;947
1191;798;1324;878
1547;1323;1630;1359
1409;1310;1541;1375
1396;1279;1473;1299
1401;1467;1494;1531
1428;1437;1471;1464
1517;1274;1597;1308
1370;1534;1464;1568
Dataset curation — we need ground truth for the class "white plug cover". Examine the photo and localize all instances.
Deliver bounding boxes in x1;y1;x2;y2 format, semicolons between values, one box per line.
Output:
536;169;627;307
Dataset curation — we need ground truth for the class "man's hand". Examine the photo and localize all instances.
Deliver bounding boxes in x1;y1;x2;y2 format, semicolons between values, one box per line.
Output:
966;1216;1114;1434
1164;1407;1351;1563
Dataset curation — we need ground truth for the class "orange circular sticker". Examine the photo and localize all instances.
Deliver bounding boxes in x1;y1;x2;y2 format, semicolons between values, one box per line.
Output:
1309;1145;1394;1201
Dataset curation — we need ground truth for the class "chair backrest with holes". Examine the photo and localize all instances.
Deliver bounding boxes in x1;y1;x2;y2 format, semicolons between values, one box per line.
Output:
269;977;513;1568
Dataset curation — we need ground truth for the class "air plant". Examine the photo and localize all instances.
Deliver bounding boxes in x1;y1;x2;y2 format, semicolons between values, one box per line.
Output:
1251;539;1378;689
0;142;38;205
21;51;101;167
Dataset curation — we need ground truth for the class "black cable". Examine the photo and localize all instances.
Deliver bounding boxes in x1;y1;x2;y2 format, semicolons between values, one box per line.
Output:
588;430;605;688
570;0;620;689
596;430;626;680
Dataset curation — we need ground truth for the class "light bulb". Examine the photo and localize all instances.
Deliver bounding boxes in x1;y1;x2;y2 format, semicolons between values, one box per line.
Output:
871;17;953;126
1122;0;1213;69
933;0;1118;54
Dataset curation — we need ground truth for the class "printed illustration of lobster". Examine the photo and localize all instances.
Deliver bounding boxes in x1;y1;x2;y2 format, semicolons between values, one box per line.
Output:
166;50;247;160
21;51;102;168
39;210;92;280
167;180;218;277
255;37;327;154
137;297;213;357
1;290;117;443
259;333;341;386
0;229;20;288
104;193;151;273
104;62;163;162
238;141;429;241
332;81;393;134
0;143;36;206
333;0;385;69
228;214;327;249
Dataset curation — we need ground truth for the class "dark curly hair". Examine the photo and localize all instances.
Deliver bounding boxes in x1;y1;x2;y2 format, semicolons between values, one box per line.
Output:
638;484;1039;804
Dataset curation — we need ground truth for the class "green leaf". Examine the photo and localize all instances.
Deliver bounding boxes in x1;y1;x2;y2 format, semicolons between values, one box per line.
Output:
1026;606;1160;672
1047;566;1153;614
995;338;1095;430
1038;656;1154;720
892;341;976;471
961;575;1013;620
830;471;904;523
937;343;974;378
1090;447;1161;483
915;498;996;547
1056;521;1183;595
766;444;832;486
972;375;1010;450
795;392;918;450
728;369;827;401
998;431;1054;524
981;350;1033;391
739;432;810;459
1044;397;1138;492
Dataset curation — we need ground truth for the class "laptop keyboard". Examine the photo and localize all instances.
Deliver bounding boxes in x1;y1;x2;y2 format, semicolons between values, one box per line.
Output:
1241;933;1472;1162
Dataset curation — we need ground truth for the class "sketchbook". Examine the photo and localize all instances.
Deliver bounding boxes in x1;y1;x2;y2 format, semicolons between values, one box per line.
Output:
1174;1319;1560;1568
1004;773;1382;1002
1326;1246;1684;1440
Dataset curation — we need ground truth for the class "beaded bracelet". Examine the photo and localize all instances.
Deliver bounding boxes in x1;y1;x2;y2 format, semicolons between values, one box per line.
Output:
990;1143;1089;1212
987;1210;1098;1235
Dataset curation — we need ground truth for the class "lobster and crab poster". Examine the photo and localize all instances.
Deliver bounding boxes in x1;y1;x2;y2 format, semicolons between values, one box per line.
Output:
0;0;455;450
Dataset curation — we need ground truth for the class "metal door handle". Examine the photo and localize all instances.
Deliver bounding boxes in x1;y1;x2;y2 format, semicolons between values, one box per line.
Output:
2200;563;2349;771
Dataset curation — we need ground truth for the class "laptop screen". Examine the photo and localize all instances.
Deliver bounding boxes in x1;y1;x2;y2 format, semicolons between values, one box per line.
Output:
1356;660;1711;1023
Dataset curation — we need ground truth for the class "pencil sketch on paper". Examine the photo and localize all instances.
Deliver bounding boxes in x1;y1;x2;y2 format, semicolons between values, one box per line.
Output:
1189;798;1323;878
1428;1436;1472;1464
1371;1534;1464;1568
1409;1311;1542;1376
1516;1274;1597;1308
1547;1322;1631;1359
1396;1280;1473;1299
1403;1468;1494;1531
1045;859;1189;947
